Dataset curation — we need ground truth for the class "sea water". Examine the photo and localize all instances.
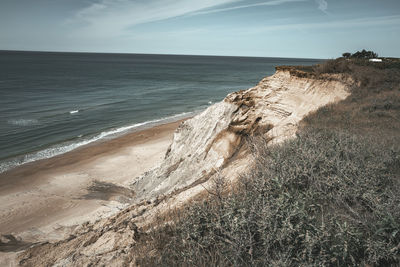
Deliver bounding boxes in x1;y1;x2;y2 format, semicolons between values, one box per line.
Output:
0;51;322;173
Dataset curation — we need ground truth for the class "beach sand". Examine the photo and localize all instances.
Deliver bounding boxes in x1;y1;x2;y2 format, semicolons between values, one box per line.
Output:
0;120;183;247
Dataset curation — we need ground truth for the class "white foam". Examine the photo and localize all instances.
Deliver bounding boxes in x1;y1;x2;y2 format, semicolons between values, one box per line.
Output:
0;111;196;174
7;119;39;126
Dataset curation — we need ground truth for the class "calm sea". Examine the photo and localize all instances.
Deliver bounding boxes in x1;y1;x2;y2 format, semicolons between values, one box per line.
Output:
0;51;322;173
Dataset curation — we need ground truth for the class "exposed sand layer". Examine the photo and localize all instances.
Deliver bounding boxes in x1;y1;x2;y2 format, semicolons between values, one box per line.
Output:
0;120;182;263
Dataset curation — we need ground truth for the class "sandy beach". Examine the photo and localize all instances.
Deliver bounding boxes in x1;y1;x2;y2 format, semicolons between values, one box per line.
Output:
0;120;183;246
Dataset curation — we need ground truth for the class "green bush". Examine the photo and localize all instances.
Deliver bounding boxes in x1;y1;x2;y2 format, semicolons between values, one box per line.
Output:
350;50;378;59
152;130;400;266
341;50;378;59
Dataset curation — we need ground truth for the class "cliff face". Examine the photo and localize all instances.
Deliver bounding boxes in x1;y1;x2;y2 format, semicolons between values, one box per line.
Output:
17;69;354;266
132;69;352;202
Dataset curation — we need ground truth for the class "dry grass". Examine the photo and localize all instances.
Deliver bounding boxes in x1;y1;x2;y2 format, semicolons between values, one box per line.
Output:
134;130;399;266
301;59;400;141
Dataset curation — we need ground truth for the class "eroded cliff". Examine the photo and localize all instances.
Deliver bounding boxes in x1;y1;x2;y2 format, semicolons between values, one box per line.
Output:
16;68;355;266
132;69;352;202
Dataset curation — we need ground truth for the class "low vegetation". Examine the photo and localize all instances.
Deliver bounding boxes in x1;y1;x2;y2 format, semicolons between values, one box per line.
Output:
313;57;400;76
305;55;400;140
142;130;399;266
132;55;400;266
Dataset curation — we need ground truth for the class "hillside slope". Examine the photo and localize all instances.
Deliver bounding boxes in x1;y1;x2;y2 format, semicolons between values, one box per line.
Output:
12;67;357;266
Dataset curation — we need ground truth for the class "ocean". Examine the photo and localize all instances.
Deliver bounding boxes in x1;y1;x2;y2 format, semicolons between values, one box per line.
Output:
0;51;322;173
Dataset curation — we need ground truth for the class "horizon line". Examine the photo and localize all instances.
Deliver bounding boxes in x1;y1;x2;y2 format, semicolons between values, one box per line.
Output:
0;49;326;61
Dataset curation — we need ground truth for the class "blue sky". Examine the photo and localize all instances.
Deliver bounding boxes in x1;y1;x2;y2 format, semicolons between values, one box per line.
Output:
0;0;399;58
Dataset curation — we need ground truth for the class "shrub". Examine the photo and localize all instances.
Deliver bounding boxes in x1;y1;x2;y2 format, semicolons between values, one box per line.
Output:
342;52;351;59
351;49;378;59
148;130;400;266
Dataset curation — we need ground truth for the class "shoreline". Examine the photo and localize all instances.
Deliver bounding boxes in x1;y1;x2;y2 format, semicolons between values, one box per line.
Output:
0;118;189;191
0;118;186;243
0;111;197;175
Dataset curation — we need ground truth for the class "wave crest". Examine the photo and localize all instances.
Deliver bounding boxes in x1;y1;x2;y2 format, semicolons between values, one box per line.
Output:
8;119;39;126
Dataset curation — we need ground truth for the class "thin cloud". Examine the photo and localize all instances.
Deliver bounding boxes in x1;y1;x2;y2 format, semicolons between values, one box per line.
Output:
315;0;328;14
243;15;400;33
188;0;306;17
131;14;400;43
69;0;241;37
69;0;307;38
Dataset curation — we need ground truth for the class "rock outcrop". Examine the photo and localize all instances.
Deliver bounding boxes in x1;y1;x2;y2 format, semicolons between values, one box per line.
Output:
16;68;354;266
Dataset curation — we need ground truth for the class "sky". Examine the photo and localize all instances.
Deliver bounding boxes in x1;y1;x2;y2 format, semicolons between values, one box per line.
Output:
0;0;399;58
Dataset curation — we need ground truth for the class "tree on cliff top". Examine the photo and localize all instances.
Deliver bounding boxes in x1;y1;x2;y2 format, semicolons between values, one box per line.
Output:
346;49;378;59
342;52;351;59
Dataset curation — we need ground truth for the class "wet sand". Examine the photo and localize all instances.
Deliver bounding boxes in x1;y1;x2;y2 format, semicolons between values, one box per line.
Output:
0;120;183;245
